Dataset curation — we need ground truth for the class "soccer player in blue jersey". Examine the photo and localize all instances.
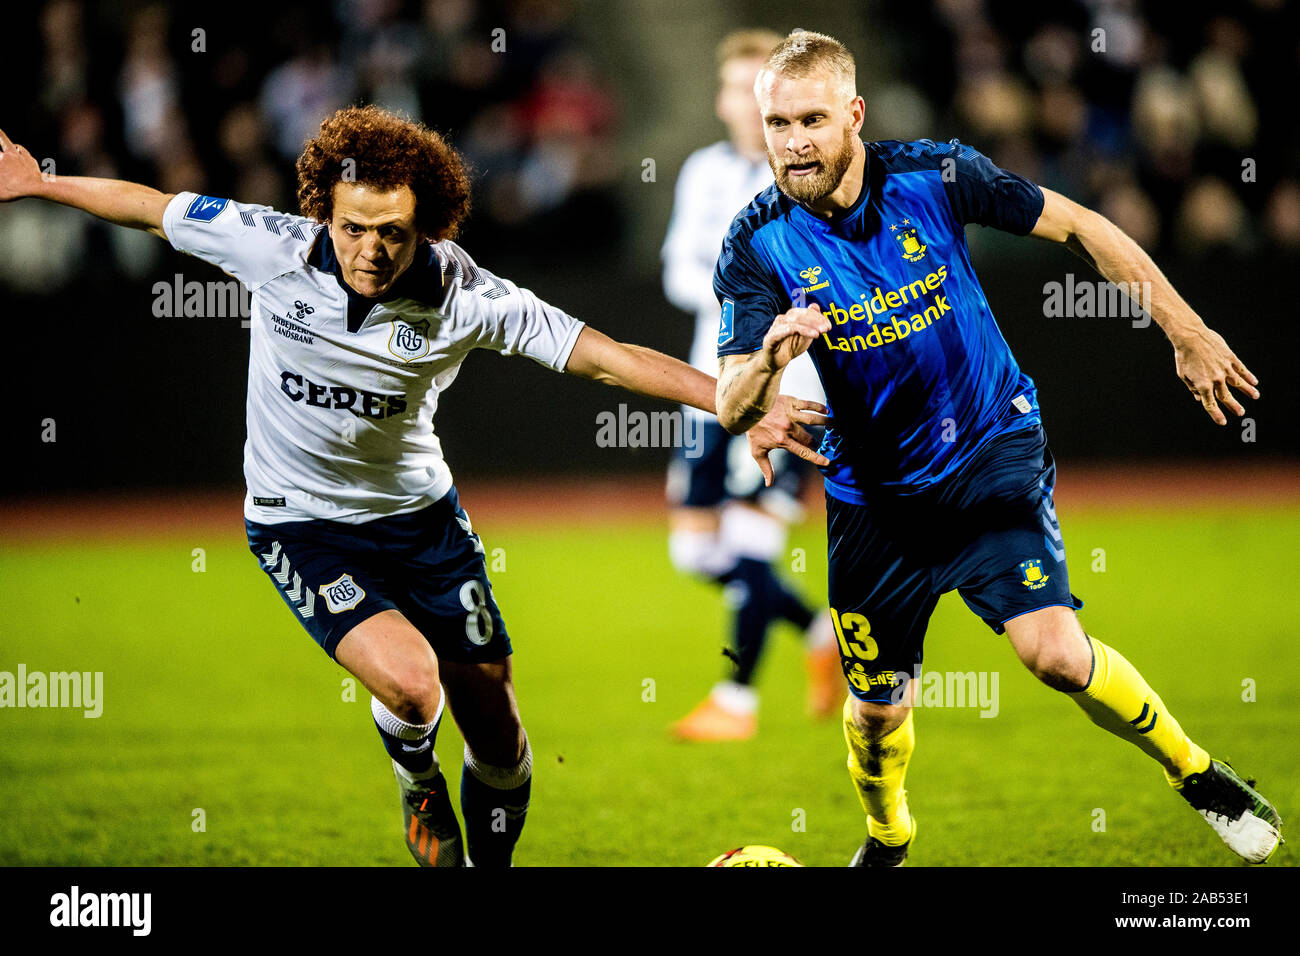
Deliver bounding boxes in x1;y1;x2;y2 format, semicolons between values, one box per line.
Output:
713;31;1282;865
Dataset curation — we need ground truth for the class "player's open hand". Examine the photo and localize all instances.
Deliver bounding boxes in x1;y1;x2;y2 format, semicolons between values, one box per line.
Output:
761;304;831;373
748;393;831;486
1171;325;1259;426
0;129;44;202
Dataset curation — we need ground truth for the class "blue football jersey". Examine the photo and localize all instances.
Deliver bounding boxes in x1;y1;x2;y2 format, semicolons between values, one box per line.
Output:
714;138;1046;503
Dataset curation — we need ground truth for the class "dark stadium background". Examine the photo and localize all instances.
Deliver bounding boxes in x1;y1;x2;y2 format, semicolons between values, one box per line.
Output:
3;0;1297;497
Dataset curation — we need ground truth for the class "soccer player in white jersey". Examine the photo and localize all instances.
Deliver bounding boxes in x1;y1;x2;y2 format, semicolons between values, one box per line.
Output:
0;108;827;866
663;30;840;742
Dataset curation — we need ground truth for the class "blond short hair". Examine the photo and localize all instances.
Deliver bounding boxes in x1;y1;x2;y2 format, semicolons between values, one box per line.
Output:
715;28;784;71
763;29;857;99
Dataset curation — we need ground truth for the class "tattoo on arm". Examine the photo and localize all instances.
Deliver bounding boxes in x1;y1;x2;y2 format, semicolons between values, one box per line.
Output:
717;353;770;431
718;354;750;402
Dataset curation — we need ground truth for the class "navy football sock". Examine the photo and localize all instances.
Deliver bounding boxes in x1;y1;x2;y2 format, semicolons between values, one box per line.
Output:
769;576;816;631
461;738;533;867
372;693;442;777
721;558;818;684
725;557;775;685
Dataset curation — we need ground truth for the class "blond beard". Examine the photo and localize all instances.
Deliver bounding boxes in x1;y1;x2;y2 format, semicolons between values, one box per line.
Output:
769;126;857;203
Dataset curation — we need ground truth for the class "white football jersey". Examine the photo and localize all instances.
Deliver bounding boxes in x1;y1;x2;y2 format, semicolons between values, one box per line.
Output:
162;192;584;525
660;142;825;408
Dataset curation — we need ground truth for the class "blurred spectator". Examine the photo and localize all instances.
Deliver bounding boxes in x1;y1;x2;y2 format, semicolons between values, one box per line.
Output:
1190;17;1257;151
40;1;89;117
865;83;935;142
260;42;355;160
1176;177;1250;255
119;6;188;164
1099;181;1161;250
513;50;618;214
1264;180;1300;251
340;0;425;117
956;72;1034;142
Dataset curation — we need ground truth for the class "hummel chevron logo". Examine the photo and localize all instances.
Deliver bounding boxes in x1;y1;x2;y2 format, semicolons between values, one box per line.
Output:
455;515;486;554
259;540;281;568
442;246;508;299
1038;482;1065;561
261;214;308;241
284;570;311;607
258;541;316;619
1129;701;1159;734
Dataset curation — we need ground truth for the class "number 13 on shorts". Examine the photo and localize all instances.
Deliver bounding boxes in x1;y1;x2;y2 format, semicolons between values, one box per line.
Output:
831;607;879;661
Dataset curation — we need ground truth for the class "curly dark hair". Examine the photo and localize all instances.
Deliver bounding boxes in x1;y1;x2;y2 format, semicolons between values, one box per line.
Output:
296;105;472;241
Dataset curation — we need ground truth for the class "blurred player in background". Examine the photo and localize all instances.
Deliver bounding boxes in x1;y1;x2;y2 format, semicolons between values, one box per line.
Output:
663;30;838;742
0;108;825;867
715;31;1282;866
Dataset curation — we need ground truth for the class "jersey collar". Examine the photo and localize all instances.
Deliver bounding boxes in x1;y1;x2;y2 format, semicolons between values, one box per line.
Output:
792;139;874;238
308;233;444;333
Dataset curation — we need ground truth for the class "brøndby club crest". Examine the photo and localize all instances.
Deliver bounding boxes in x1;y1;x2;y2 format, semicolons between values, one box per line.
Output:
890;218;927;262
1019;559;1050;590
388;316;431;362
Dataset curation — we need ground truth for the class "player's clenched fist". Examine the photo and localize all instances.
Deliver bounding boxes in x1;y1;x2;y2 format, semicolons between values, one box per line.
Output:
761;303;832;372
0;129;43;202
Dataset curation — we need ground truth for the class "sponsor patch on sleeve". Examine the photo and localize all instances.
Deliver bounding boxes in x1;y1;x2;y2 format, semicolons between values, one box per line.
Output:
717;299;735;347
184;195;229;222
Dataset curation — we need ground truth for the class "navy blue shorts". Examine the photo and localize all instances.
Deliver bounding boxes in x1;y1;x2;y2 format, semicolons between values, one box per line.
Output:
246;486;510;662
666;417;816;510
827;425;1083;702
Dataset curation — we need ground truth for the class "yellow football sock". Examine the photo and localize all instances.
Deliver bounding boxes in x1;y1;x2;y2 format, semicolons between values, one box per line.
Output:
844;698;915;845
1069;634;1210;788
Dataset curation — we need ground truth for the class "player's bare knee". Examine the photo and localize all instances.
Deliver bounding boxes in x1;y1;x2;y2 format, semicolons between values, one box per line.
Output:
1026;629;1090;692
387;665;442;725
1007;608;1090;692
849;698;908;738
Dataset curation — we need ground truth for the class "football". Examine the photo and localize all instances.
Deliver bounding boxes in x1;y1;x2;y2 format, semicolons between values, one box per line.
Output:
707;845;804;867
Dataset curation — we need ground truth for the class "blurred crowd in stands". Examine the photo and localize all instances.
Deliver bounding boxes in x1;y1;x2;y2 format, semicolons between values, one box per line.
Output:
2;0;1297;294
876;0;1300;258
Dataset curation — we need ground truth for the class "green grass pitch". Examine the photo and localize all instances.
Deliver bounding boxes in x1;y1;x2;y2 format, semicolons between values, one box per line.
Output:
1;504;1295;866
